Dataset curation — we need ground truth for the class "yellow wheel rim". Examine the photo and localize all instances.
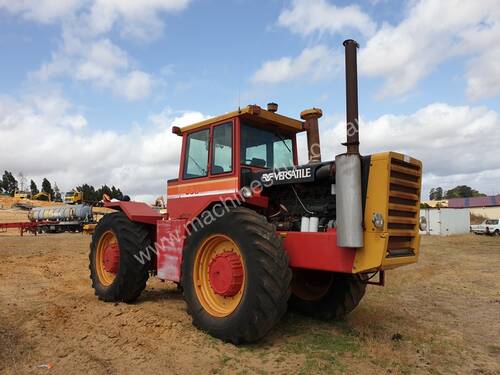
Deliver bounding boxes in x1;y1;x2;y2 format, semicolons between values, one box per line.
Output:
193;234;246;317
96;230;119;286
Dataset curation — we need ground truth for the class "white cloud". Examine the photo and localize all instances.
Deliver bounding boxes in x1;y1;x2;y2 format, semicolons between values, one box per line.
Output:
358;0;500;98
272;0;500;99
466;45;500;100
0;0;190;40
0;93;207;201
0;0;84;23
116;70;154;101
86;0;190;40
278;0;376;38
251;45;339;84
34;35;153;101
3;0;191;100
297;102;500;196
63;115;87;130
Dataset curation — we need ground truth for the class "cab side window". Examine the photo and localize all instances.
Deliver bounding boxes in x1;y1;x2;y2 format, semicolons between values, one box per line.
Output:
184;129;209;179
211;123;232;174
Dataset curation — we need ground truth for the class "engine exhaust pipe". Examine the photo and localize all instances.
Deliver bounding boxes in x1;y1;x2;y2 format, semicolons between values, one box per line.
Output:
301;108;322;163
343;39;360;154
335;39;364;248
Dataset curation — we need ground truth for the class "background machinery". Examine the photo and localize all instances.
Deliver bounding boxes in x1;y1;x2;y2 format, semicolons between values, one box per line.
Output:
89;39;423;343
29;204;93;233
64;190;83;204
32;192;51;201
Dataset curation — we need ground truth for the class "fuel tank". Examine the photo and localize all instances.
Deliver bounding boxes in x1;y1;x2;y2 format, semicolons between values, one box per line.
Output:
29;204;92;222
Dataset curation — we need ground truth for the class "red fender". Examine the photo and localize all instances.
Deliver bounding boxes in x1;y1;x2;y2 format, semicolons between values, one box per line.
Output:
103;201;162;225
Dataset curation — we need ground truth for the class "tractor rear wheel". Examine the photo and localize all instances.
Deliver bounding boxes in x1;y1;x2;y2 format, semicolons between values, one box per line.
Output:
182;207;291;344
289;269;366;320
89;212;151;303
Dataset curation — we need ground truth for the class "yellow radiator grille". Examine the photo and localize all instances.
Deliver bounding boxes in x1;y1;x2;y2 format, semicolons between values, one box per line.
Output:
386;157;422;258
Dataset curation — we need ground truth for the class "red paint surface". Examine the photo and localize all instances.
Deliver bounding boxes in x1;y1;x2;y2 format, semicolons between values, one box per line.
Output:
104;201;162;225
282;229;355;273
156;220;186;282
208;252;244;297
167;116;299;221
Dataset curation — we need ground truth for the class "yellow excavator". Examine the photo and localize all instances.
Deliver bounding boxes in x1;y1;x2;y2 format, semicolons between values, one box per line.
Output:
32;192;51;201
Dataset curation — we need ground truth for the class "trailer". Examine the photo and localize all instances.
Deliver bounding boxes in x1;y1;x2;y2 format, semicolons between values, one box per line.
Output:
0;221;59;236
29;204;93;233
0;204;96;236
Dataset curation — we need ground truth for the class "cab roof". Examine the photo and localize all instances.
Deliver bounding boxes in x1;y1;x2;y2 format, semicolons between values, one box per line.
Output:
174;105;304;135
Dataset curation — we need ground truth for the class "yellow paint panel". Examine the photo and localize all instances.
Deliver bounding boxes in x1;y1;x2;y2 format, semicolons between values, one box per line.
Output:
178;105;304;134
353;151;422;273
353;153;391;272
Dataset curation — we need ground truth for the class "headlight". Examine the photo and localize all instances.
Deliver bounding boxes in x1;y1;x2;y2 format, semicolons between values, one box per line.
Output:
372;212;384;229
419;216;427;231
240;187;253;199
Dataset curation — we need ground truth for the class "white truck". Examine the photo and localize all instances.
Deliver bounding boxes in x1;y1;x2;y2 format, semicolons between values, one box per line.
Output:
471;219;500;235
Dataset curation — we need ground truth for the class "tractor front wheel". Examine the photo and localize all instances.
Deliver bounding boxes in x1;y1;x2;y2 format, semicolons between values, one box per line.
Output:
89;212;152;303
289;269;366;320
182;207;291;344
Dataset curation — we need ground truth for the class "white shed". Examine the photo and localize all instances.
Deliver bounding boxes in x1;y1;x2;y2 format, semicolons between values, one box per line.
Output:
419;208;470;236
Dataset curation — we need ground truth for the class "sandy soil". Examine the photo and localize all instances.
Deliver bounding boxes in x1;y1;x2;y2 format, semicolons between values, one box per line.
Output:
1;211;499;374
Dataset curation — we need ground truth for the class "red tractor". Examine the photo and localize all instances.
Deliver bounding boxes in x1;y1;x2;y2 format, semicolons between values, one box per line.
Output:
89;40;423;343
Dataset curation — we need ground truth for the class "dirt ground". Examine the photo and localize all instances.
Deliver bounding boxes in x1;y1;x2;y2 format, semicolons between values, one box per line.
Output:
1;211;499;374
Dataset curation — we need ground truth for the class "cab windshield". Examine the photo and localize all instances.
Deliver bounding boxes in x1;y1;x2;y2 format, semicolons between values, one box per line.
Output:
240;123;294;169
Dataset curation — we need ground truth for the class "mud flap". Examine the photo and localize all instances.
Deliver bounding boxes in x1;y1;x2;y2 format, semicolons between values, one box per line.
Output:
157;220;186;282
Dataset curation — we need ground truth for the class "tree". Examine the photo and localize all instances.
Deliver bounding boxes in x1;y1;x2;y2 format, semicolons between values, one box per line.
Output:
17;172;27;192
74;183;125;202
445;185;486;199
1;171;18;196
429;187;444;200
30;180;39;196
53;182;61;201
110;186;123;200
76;184;97;202
97;184;112;199
41;178;55;198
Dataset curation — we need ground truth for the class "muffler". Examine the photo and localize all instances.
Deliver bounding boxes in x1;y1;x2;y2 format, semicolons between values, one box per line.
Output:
336;39;363;248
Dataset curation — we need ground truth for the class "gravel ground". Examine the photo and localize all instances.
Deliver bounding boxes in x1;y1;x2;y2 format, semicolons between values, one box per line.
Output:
1;216;499;374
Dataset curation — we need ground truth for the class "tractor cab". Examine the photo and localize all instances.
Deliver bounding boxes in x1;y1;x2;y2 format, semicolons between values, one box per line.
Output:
167;104;306;220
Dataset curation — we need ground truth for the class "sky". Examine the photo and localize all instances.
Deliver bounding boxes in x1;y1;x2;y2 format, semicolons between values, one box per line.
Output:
0;0;499;202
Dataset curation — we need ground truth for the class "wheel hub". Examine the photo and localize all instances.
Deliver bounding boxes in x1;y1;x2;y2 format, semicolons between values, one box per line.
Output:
103;243;120;274
208;252;244;297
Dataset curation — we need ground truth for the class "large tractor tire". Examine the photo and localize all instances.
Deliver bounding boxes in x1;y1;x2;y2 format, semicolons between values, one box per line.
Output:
289;269;366;320
89;212;151;303
182;207;291;344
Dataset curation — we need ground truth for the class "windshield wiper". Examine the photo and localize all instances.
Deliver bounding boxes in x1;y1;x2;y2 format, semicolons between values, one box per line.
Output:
189;156;206;175
275;130;292;153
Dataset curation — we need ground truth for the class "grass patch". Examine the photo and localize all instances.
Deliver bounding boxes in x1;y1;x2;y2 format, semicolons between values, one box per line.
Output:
283;331;359;354
488;345;500;355
219;354;232;365
280;328;360;374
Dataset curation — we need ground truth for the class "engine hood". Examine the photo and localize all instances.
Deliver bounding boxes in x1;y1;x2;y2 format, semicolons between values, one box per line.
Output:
252;161;334;187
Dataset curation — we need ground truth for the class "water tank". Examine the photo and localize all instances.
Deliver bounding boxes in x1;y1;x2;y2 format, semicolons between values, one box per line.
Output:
29;204;92;222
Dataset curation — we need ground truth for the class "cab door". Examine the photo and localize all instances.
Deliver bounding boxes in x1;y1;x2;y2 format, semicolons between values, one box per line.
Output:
167;120;238;220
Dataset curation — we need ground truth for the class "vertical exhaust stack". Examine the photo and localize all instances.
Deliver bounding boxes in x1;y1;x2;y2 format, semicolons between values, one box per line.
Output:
300;108;323;163
335;39;364;248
